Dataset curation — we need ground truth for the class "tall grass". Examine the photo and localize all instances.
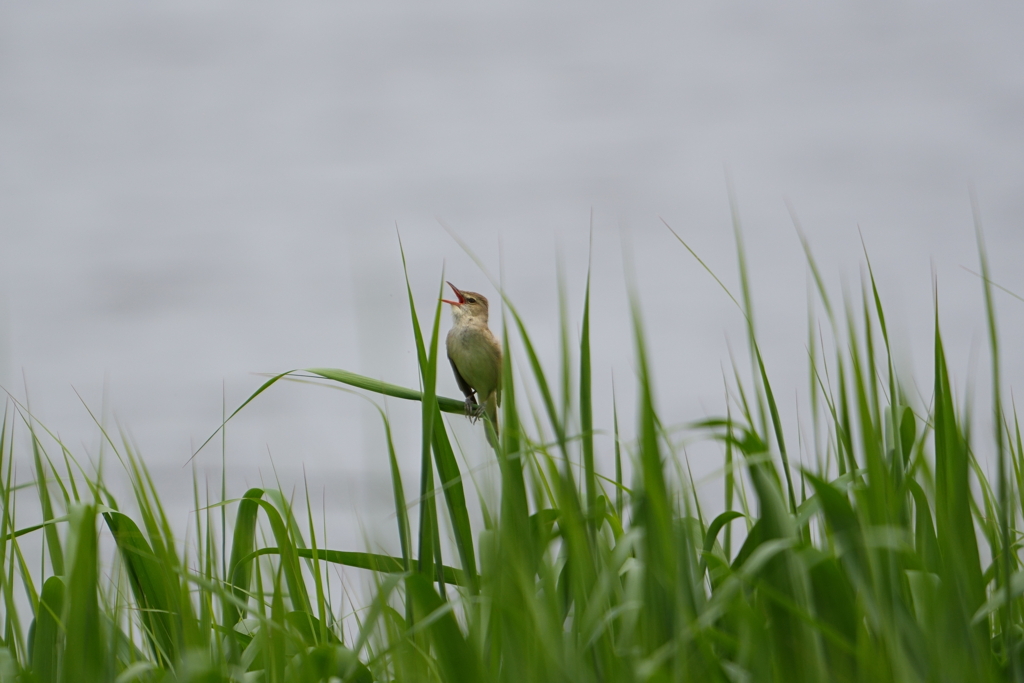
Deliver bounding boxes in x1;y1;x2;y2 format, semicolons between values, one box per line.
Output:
0;223;1022;682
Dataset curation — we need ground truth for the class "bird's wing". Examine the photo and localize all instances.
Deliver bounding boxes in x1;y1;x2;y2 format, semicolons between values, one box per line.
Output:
494;344;502;407
448;356;478;403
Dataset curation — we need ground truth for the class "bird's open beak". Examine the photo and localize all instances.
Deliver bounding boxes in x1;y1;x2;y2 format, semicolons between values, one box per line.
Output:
440;281;465;306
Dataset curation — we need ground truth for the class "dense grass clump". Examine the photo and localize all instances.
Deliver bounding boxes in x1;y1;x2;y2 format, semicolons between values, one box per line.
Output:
0;225;1022;682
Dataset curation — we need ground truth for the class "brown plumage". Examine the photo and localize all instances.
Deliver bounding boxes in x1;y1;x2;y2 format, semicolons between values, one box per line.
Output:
441;282;502;446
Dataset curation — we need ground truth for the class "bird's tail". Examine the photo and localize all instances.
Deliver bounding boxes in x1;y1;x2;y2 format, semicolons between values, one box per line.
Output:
483;393;499;448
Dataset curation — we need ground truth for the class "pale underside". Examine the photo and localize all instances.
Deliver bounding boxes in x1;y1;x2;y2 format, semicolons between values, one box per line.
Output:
446;323;502;440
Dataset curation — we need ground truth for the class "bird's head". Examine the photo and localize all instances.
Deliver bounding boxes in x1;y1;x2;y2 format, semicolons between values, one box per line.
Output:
442;282;489;323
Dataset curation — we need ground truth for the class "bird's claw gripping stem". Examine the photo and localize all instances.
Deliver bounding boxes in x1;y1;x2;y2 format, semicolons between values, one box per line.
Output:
463;397;483;423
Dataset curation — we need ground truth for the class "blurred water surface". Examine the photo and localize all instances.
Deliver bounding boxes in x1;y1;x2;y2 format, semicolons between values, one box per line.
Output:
1;2;1022;552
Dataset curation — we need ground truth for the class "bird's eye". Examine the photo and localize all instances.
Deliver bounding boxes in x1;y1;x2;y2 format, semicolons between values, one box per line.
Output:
467;297;476;303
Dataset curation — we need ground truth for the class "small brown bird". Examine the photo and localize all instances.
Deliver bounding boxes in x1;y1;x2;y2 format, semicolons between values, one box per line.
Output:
441;282;502;445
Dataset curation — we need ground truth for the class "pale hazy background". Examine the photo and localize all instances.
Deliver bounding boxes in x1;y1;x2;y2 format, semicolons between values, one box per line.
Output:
2;3;1023;556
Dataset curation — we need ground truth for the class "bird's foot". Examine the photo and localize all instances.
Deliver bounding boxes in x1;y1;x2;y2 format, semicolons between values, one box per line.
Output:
463;398;482;423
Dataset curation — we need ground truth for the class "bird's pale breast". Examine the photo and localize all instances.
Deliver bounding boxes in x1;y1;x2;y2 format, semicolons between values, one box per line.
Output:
446;324;501;398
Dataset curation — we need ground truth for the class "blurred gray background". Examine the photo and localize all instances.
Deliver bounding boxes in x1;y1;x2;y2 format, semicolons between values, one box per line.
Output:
2;3;1023;555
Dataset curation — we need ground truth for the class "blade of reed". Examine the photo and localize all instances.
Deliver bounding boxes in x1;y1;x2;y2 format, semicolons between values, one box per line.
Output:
973;191;1015;672
405;573;483;683
700;510;743;577
243;547;471;587
62;504;104;683
103;511;180;666
932;303;991;677
613;385;623;522
379;409;412;571
29;427;63;576
302;474;328;645
29;575;64;683
224;488;265;638
191;368;466;462
580;250;596;527
307;369;466;415
397;238;445;594
727;180;770;443
629;290;681;656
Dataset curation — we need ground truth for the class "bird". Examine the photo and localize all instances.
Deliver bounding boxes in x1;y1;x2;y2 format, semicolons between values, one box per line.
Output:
441;282;502;446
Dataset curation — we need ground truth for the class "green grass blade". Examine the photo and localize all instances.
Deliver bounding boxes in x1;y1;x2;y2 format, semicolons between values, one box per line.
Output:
613;384;623;522
507;307;568;456
701;510;743;575
251;497;312;615
557;261;573;426
629;294;681;654
932;307;991;675
30;575;64;683
790;203;835;323
30;430;63;576
103;511;179;666
973;191;1014;670
405;573;483;683
189;370;297;462
191;367;468;463
267;565;288;683
745;457;825;682
580;256;596;525
728;180;770;440
847;308;890;524
431;413;478;593
62;504;105;683
397;244;447;595
243;547;472;587
753;343;798;514
416;453;440;586
494;314;532;590
933;320;984;596
862;244;906;492
906;478;941;573
723;379;737;554
836;358;856;473
804;473;868;583
860;283;881;435
308;368;466;414
224;488;265;638
302;474;328;646
380;410;412;571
